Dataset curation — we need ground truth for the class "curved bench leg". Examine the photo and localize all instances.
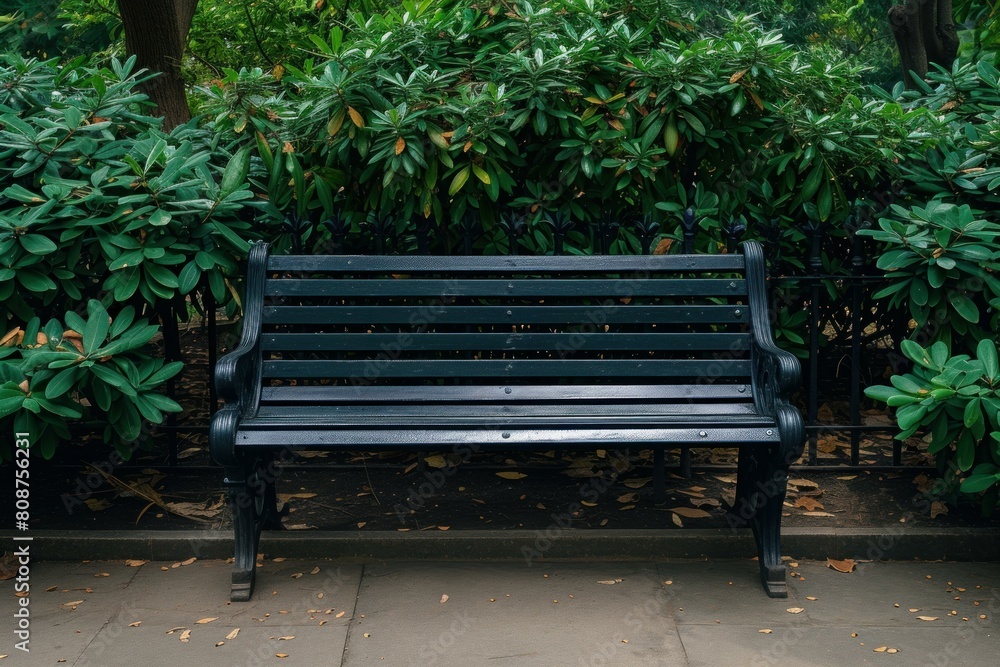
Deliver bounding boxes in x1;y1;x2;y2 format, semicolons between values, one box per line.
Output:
735;446;789;598
227;454;285;602
228;470;258;602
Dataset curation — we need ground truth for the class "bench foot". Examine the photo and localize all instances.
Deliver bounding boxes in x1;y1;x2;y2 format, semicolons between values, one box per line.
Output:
735;446;790;598
227;454;283;602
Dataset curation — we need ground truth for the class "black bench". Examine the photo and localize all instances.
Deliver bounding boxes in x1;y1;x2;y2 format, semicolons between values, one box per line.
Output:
210;240;804;601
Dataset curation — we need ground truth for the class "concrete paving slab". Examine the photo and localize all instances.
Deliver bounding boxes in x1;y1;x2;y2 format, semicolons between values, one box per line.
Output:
787;560;1000;627
76;620;350;667
676;625;999;667
654;560;805;626
342;561;685;667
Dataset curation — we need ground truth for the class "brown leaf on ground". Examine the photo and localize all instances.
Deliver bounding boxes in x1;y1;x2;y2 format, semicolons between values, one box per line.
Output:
196;617;218;624
84;498;113;511
788;478;820;489
617;493;639;503
496;471;527;480
125;559;147;567
930;501;948;519
424;454;447;469
623;478;651;489
786;607;805;614
917;616;938;621
669;507;712;519
794;497;825;511
277;493;317;503
226;628;240;640
165;502;222;520
827;558;856;573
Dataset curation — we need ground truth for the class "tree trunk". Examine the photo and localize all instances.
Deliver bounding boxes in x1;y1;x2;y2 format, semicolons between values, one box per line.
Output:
117;0;199;131
888;0;959;89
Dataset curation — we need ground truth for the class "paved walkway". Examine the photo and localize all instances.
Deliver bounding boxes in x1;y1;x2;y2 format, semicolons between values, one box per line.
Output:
3;558;998;666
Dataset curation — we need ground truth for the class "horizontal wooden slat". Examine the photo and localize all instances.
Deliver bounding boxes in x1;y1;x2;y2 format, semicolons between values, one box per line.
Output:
254;402;761;422
265;278;747;298
261;359;751;378
262;304;746;325
237;426;778;448
260;332;751;352
267;254;745;273
259;383;753;404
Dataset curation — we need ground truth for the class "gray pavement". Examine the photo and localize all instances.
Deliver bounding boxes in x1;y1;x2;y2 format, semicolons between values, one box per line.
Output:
2;558;998;666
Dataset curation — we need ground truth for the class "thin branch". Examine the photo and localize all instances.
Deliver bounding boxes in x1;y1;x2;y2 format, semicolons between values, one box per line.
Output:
242;0;275;67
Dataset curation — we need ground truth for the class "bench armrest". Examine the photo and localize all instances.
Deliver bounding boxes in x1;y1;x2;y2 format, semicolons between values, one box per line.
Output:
215;241;269;416
742;241;805;457
216;342;262;413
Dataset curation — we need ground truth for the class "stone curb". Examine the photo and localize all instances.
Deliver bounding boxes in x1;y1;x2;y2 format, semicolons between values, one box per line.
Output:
3;527;998;562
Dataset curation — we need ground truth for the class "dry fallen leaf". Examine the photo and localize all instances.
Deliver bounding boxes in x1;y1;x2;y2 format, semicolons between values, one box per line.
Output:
181;557;197;566
789;478;820;489
670;507;712;519
276;654;289;658
84;498;113;511
440;594;449;604
424;454;447;469
94;572;110;578
623;478;651;489
874;646;887;653
335;611;346;618
62;600;84;607
827;558;856;573
758;629;772;634
128;621;141;627
794;497;825;511
125;559;147;567
496;471;527;480
310;567;321;575
801;511;836;517
930;501;948;519
671;513;683;527
917;616;938;621
806;596;818;601
179;629;191;642
278;636;295;641
291;573;304;579
227;628;240;640
786;607;805;614
196;618;218;624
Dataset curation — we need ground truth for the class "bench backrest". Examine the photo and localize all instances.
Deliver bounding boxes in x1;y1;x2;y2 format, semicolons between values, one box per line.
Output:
242;243;767;407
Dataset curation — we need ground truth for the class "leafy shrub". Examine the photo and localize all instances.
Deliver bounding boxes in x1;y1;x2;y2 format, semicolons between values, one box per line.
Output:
0;300;182;460
865;339;1000;512
862;48;1000;511
858;202;1000;350
193;1;913;261
0;54;253;459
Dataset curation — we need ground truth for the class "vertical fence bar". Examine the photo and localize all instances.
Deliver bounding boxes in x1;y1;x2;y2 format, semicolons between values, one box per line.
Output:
157;299;181;466
805;220;825;466
849;222;866;466
206;287;217;416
